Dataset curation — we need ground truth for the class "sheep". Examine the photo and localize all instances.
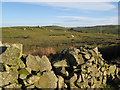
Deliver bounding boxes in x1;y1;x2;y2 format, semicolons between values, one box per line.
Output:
71;35;74;38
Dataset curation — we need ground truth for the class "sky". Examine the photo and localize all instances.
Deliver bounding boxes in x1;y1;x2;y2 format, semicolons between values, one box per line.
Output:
1;1;119;27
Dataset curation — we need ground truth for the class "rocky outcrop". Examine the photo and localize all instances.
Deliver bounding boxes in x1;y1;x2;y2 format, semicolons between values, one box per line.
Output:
0;43;120;89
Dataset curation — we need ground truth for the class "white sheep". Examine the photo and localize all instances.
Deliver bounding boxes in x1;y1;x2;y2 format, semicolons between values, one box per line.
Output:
71;35;74;38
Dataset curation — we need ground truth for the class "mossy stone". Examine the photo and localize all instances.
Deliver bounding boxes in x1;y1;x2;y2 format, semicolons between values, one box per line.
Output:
26;55;52;72
34;71;58;88
2;46;21;65
1;68;18;87
18;68;30;75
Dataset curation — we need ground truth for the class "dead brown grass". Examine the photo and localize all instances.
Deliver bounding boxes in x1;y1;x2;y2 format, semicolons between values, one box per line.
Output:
30;47;56;56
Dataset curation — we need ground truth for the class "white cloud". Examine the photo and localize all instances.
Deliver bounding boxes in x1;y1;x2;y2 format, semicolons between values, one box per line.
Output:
39;2;116;11
2;0;120;2
57;16;118;26
2;1;117;11
57;16;117;21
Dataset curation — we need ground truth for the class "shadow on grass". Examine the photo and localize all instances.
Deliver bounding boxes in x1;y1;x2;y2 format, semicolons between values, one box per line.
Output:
99;44;120;61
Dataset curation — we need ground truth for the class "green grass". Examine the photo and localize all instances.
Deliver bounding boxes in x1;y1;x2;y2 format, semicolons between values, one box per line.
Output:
2;26;120;57
44;25;119;34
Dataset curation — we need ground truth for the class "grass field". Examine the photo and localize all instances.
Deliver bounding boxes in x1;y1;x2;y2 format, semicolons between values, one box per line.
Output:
2;26;120;62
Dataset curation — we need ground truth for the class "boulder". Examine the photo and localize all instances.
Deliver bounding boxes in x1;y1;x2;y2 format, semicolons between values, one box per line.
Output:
40;56;52;71
26;55;42;71
34;71;58;88
26;55;52;72
1;46;21;65
0;68;18;87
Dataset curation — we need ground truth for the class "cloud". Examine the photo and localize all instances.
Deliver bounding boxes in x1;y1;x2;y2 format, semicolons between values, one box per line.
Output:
64;19;81;22
57;16;112;21
57;16;118;25
39;2;116;11
2;0;120;2
2;1;117;11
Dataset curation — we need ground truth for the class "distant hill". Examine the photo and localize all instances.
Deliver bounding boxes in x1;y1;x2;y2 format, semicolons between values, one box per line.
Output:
43;26;69;31
43;25;119;34
2;25;119;34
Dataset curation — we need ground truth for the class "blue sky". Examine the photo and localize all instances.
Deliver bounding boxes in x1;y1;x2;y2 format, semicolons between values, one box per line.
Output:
2;2;118;27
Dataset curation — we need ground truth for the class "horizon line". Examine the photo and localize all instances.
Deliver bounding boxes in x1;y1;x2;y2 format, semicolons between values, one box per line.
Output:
0;24;119;28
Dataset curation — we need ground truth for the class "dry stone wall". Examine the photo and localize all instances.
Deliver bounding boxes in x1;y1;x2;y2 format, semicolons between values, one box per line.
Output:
0;43;120;89
52;46;120;88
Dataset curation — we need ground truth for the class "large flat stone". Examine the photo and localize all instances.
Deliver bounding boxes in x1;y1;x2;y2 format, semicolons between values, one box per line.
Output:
1;46;21;65
26;55;52;72
53;59;70;67
34;71;58;88
0;69;18;87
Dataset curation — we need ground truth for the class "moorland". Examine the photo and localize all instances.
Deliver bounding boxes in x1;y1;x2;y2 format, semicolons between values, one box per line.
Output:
2;25;120;63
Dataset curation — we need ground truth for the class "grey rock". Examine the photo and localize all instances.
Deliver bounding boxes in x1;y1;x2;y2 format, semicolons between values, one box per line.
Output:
41;55;52;71
58;75;64;89
70;73;77;87
108;65;116;74
34;71;58;88
53;59;70;67
27;75;40;85
83;53;91;60
77;75;82;82
1;46;21;65
26;55;52;72
20;74;27;79
92;47;98;55
18;68;30;76
0;69;18;87
101;67;105;72
26;55;42;71
77;54;85;65
60;67;69;77
4;83;22;88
